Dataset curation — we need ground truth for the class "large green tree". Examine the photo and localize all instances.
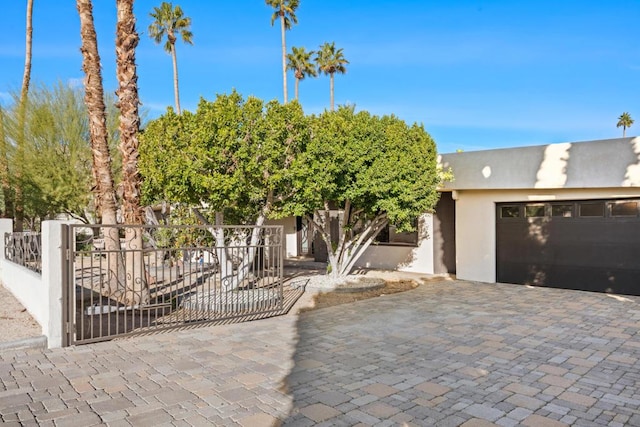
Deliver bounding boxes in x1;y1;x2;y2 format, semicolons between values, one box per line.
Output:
316;41;348;111
287;46;316;101
140;92;309;287
22;84;94;224
142;95;443;281
0;83;121;228
148;2;193;115
617;112;634;137
266;0;299;104
283;107;441;279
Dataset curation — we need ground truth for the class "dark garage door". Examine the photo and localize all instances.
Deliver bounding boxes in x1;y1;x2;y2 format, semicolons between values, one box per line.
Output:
496;199;640;296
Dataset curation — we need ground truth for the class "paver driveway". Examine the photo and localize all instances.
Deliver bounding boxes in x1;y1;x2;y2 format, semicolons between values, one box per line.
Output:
1;279;640;426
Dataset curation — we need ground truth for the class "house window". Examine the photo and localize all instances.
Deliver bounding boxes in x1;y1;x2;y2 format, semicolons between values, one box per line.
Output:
579;202;605;217
525;204;546;218
376;219;419;246
610;201;638;217
551;204;573;217
500;206;520;218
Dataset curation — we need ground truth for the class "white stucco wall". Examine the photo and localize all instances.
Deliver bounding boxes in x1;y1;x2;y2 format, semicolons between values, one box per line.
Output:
1;259;45;328
266;217;298;258
354;214;435;274
441;137;640;190
0;220;66;348
454;188;640;283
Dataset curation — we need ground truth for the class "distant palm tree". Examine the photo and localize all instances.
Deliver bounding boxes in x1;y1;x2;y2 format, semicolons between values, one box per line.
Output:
148;2;193;115
617;112;634;137
266;0;299;104
287;46;316;101
316;42;349;111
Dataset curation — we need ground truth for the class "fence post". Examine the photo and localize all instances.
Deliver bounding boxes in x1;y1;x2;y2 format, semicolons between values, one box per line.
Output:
0;218;13;266
42;220;66;349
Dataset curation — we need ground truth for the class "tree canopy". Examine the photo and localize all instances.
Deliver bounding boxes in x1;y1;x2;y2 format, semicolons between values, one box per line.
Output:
139;91;309;223
0;83;121;227
139;93;442;279
284;106;440;277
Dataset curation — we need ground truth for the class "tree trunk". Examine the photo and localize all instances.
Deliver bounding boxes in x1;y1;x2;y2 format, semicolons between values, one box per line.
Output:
77;0;125;298
116;0;147;305
15;0;34;231
280;13;288;104
330;72;334;111
310;207;388;280
192;208;268;292
295;77;299;101
170;42;181;114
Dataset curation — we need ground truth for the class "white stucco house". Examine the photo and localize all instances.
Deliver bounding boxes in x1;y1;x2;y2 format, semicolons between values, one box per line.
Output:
275;136;640;296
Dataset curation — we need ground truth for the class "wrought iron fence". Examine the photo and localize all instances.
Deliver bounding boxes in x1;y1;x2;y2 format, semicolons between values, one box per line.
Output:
4;232;42;274
66;224;305;345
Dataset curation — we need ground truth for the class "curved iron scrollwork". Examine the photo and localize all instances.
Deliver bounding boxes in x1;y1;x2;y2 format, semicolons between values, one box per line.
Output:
4;232;42;274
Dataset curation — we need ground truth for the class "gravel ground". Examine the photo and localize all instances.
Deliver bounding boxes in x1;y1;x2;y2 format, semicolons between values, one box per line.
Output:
0;284;42;343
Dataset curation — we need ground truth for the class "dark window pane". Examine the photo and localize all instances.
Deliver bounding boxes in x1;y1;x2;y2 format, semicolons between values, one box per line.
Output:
375;218;418;245
611;201;638;217
551;204;573;217
579;202;604;217
525;205;545;217
501;206;520;218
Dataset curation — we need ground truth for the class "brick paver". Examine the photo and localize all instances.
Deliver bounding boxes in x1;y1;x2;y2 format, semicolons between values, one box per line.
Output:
1;280;640;425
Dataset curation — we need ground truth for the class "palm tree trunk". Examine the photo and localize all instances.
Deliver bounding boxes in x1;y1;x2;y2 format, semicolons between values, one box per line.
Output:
295;77;299;101
116;0;148;306
170;42;181;114
77;0;125;298
280;14;288;103
330;72;335;111
623;127;626;138
15;0;34;232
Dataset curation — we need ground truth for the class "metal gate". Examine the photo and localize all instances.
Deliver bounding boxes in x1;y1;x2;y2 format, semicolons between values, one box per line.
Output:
64;224;301;345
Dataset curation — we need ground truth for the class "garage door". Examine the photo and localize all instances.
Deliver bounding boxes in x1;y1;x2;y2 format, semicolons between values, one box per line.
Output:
496;199;640;296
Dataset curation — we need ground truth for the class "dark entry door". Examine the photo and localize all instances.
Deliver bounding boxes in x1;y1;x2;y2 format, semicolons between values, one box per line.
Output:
496;199;640;296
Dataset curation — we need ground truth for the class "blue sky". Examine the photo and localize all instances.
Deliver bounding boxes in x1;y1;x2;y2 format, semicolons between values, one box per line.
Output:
2;1;639;153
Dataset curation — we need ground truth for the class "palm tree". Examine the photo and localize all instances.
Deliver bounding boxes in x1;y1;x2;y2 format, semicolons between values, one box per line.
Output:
316;42;349;111
148;2;193;115
617;112;634;137
266;0;299;104
286;46;316;101
15;0;34;231
77;0;124;299
116;0;148;305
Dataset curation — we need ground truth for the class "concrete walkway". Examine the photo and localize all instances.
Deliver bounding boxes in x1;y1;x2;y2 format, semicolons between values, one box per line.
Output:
2;280;640;426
